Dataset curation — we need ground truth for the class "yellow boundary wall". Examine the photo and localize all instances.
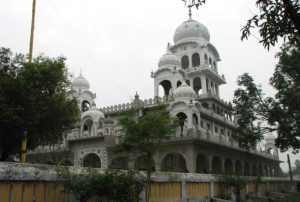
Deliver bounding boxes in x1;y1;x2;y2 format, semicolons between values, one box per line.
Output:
0;163;298;202
0;180;296;202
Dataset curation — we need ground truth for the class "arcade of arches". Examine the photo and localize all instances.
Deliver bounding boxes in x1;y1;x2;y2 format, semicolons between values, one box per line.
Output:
91;149;278;177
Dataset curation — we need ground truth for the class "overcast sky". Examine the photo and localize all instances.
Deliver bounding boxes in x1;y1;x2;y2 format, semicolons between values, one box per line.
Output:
0;0;298;171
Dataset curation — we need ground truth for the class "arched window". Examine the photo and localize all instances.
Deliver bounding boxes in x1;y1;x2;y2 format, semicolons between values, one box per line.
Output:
204;54;208;64
192;53;200;67
193;77;202;94
209;58;213;68
181;55;189;69
177;80;182;87
81;100;91;112
82;153;101;168
82;118;93;136
176;112;187;137
193;113;199;130
159;80;172;97
213;61;217;71
162;153;187;173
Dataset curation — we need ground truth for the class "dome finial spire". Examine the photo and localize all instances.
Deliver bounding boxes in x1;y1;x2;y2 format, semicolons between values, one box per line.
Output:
188;0;193;19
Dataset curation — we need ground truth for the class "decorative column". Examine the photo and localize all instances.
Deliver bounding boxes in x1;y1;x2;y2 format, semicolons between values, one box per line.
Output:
201;75;207;95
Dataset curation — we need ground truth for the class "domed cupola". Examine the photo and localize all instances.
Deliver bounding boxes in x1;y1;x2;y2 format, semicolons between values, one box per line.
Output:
81;103;105;121
173;83;195;100
72;73;90;92
158;43;180;68
173;18;210;44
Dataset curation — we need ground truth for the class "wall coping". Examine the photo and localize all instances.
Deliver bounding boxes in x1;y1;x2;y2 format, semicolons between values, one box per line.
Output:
0;162;297;183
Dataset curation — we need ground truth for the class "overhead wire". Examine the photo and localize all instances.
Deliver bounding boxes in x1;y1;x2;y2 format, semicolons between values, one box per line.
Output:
45;0;133;102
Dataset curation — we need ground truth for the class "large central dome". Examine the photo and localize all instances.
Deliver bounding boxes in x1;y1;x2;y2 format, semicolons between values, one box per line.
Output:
173;19;210;44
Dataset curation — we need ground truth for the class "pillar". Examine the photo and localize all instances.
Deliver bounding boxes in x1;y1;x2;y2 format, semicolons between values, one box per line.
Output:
201;75;207;95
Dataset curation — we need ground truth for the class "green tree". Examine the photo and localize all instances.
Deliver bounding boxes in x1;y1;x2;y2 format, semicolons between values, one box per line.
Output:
57;167;143;202
183;0;300;49
232;73;273;150
0;48;79;161
118;105;178;202
233;42;300;153
241;0;300;49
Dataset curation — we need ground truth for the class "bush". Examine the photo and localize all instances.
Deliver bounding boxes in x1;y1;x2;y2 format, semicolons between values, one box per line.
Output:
57;167;143;202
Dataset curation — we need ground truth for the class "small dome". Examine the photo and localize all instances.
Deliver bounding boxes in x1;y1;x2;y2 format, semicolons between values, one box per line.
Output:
173;19;210;44
158;51;180;68
174;83;195;100
72;74;90;91
81;104;104;121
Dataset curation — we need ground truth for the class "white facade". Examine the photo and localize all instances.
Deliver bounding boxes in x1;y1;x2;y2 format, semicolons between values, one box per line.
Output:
28;16;280;177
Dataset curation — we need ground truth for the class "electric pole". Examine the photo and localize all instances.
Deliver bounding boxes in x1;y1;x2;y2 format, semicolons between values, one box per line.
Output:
21;0;36;163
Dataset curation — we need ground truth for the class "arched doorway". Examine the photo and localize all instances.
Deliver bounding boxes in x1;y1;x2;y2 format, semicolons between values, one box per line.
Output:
258;164;264;176
82;153;101;168
212;156;222;174
244;161;250;176
235;160;242;175
196;154;209;173
264;165;269;177
162;153;187;173
224;158;233;174
252;163;258;176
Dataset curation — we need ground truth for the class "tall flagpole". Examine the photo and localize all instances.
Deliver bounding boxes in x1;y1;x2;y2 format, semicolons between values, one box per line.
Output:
21;0;36;163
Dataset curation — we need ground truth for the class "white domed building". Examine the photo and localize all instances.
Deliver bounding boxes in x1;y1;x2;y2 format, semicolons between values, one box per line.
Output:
28;14;280;178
